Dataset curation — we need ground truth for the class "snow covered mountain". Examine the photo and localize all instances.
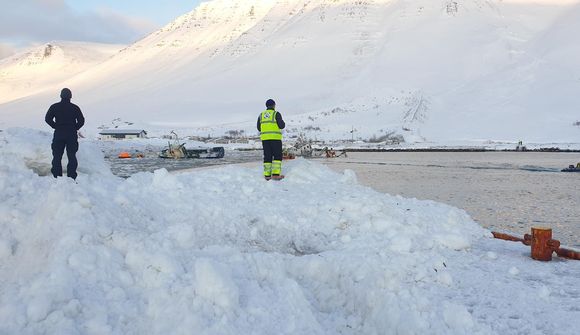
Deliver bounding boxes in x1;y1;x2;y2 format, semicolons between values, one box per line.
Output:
0;42;123;105
0;0;579;143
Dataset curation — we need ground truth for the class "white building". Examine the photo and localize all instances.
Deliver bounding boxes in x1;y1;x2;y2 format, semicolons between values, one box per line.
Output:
99;129;147;140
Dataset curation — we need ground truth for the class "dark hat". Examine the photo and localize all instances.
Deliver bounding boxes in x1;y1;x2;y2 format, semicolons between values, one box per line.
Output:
265;99;276;108
60;88;72;100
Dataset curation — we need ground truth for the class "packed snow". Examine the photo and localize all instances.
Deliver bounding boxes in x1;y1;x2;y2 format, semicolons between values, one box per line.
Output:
1;128;579;335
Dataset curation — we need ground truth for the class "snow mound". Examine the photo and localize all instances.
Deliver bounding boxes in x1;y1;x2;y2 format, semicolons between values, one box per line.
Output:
0;128;112;178
0;128;578;334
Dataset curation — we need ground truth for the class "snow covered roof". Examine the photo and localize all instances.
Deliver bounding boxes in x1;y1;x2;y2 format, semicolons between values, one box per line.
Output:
99;129;147;135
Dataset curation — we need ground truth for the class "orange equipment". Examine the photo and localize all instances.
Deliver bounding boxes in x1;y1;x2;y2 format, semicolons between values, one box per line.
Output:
492;228;580;261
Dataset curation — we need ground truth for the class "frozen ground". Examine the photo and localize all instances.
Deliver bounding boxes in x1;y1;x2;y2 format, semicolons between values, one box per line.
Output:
322;152;580;247
1;128;579;335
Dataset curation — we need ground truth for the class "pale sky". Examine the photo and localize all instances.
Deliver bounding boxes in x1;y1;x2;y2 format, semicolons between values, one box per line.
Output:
0;0;203;57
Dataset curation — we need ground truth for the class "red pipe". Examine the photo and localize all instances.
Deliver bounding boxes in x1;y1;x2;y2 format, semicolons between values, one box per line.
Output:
492;229;580;261
556;248;580;260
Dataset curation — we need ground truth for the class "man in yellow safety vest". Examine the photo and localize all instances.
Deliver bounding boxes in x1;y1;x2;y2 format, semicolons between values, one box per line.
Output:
257;99;286;180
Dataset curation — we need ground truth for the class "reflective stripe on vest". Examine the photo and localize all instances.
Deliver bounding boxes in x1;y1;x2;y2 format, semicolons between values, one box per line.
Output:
260;110;282;141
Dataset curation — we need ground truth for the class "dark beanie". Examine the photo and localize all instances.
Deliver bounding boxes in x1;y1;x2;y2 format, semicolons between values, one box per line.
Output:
266;99;276;108
60;88;72;100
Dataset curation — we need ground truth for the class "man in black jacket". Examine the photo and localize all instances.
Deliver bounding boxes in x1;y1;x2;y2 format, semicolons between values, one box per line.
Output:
45;88;85;180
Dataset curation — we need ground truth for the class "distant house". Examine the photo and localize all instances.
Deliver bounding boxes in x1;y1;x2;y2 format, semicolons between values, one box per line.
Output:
99;129;147;140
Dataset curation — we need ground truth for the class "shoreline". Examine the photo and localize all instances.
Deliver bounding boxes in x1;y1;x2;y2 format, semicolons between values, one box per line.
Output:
343;148;580;153
150;151;580;250
235;148;580;153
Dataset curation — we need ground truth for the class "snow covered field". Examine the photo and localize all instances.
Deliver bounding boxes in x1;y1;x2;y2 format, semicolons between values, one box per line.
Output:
1;128;579;335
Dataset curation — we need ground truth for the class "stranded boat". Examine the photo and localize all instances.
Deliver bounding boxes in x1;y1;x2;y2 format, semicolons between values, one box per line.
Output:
159;132;225;159
562;164;580;172
159;144;225;159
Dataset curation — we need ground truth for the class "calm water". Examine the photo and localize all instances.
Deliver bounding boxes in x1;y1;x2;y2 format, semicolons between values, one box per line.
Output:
107;149;580;247
322;152;580;247
106;150;262;178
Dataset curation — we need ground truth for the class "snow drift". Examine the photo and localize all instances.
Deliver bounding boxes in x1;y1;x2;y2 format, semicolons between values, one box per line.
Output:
0;128;579;334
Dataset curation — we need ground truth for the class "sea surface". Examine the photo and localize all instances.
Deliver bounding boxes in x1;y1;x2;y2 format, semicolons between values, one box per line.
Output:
107;150;580;247
105;150;262;178
322;152;580;247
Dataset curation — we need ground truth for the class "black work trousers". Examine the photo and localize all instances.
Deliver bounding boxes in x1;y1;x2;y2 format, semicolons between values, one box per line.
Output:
51;136;79;179
262;140;282;163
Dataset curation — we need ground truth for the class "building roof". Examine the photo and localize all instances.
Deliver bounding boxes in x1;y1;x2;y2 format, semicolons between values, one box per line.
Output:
99;129;147;135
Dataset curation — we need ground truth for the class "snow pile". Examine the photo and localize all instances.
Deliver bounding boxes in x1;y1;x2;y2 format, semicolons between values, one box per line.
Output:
0;128;112;178
0;129;579;335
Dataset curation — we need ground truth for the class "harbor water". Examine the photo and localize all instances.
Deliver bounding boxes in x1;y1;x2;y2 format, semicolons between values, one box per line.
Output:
322;152;580;247
106;150;262;178
107;149;580;247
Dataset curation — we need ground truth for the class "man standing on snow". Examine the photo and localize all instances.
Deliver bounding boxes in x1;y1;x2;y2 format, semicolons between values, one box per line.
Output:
45;88;85;180
257;99;285;180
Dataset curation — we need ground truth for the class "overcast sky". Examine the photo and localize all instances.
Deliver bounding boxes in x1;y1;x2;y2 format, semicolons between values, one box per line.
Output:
0;0;203;58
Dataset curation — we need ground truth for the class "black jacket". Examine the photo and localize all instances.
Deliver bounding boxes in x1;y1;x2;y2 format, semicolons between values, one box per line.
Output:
45;99;85;138
257;108;285;132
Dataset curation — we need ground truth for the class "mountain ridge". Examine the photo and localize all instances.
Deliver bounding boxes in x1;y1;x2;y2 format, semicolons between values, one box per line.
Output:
0;0;578;143
0;41;123;105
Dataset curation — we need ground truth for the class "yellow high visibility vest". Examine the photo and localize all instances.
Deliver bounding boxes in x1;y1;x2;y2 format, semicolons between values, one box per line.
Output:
260;110;282;141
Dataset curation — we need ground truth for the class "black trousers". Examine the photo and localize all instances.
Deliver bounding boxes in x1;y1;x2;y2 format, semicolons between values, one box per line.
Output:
262;140;282;163
51;136;79;179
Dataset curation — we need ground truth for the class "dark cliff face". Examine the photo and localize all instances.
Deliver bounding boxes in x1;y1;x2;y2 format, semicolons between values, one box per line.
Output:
43;44;54;59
